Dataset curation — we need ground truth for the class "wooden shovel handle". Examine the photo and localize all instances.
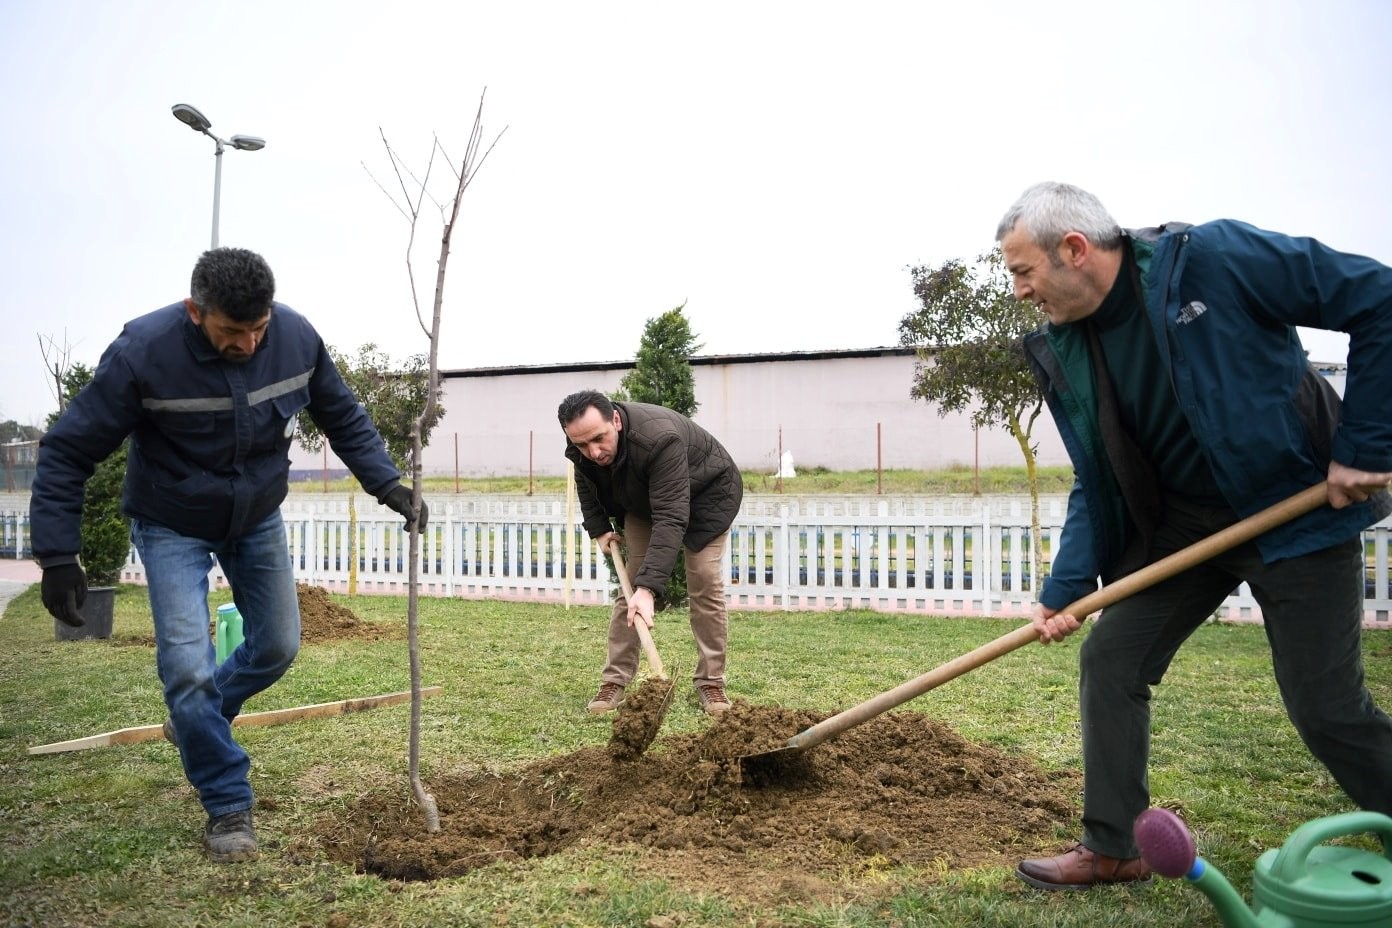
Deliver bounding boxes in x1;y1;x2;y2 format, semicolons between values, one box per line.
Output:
784;482;1330;752
610;545;666;679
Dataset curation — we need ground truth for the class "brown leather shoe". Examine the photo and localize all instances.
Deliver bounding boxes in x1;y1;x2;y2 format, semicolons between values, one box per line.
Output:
696;683;731;716
1016;842;1152;891
586;681;625;714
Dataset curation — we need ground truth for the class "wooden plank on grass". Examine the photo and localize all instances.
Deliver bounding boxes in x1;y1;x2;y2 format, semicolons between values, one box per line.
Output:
28;686;443;755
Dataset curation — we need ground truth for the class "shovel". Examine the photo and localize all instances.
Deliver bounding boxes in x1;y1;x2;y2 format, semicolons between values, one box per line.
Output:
607;545;677;759
740;482;1330;779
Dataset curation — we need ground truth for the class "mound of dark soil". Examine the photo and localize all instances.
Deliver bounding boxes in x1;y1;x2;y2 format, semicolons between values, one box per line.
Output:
296;583;399;644
315;702;1080;903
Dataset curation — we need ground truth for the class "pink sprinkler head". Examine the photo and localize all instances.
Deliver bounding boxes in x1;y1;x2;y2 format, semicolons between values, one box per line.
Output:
1134;808;1198;879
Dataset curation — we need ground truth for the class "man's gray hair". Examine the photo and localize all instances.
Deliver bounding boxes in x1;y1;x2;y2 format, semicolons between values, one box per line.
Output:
995;181;1124;253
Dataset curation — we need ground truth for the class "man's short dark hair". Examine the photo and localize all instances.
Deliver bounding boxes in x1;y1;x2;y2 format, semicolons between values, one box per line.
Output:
558;390;614;427
190;247;276;322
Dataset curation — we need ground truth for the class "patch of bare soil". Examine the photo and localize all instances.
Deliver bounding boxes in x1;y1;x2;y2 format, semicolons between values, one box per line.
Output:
295;583;399;644
110;634;156;647
314;702;1080;904
110;583;397;648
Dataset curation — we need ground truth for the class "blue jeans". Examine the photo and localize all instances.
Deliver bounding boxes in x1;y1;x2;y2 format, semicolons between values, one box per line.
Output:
131;512;300;817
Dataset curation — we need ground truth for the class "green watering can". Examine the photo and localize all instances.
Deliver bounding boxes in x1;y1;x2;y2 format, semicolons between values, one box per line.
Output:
1135;808;1392;927
215;602;244;663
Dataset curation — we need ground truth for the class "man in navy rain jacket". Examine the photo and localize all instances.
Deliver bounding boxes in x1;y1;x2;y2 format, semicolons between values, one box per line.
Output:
30;247;426;862
997;182;1392;891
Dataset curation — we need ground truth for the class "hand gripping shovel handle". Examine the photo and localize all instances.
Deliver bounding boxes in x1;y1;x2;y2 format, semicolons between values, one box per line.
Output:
780;482;1330;753
610;546;666;680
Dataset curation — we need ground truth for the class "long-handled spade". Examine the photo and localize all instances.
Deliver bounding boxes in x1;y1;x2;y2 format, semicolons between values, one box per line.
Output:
739;482;1331;780
607;546;677;760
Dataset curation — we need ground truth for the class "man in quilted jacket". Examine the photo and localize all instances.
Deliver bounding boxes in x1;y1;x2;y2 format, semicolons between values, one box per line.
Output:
559;389;743;717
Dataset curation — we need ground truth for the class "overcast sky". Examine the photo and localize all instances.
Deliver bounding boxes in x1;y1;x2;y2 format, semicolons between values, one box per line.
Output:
2;0;1389;428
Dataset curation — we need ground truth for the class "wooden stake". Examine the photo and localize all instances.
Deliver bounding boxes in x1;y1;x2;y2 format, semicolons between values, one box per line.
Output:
28;686;442;755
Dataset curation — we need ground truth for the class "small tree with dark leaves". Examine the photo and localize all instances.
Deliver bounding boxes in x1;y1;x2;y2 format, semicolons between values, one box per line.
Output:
898;248;1047;584
613;302;702;606
617;302;701;417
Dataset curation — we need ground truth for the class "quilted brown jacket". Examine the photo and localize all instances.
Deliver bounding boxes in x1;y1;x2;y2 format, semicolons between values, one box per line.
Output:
564;401;743;596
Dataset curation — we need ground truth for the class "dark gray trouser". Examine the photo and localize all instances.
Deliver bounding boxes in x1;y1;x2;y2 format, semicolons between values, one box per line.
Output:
1078;496;1392;858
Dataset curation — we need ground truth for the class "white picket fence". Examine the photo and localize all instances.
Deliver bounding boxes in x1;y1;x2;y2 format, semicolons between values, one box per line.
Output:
3;492;1390;625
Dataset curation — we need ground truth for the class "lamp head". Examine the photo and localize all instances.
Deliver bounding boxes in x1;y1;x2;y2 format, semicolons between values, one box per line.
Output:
229;135;266;152
171;103;212;133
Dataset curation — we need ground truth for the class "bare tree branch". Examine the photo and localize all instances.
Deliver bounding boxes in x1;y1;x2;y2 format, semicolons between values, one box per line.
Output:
360;161;411;222
378;128;437;339
37;331;77;416
389;140;446;217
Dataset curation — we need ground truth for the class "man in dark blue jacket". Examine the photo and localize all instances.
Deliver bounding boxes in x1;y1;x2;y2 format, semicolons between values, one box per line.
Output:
997;182;1392;890
30;248;426;862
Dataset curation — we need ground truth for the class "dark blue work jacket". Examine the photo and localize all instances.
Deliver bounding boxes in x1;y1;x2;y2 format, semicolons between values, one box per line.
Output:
31;302;400;562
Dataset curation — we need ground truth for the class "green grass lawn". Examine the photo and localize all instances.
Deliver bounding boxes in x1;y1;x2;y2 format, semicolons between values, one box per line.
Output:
2;584;1389;927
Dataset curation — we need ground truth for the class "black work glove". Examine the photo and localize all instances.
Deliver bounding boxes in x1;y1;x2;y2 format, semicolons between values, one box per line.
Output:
41;563;88;628
383;486;428;531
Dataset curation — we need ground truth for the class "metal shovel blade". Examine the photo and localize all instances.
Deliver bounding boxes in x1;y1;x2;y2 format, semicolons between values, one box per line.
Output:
739;482;1329;780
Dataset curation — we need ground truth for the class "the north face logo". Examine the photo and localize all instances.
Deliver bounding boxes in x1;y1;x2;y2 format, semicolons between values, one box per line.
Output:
1177;301;1208;325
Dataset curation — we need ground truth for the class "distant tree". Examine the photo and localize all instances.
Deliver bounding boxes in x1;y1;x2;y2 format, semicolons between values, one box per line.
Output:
0;421;42;443
615;302;701;417
614;302;702;606
898;248;1048;583
45;364;95;431
294;344;445;474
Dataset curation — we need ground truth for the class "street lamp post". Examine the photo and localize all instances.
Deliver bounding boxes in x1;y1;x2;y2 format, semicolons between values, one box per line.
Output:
170;104;265;248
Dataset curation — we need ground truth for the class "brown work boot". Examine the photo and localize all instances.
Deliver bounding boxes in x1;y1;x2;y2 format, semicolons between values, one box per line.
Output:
586;681;625;714
205;809;258;863
1017;842;1152;890
696;683;731;716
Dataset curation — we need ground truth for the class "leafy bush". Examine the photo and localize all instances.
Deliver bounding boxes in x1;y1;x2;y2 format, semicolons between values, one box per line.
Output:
80;444;130;585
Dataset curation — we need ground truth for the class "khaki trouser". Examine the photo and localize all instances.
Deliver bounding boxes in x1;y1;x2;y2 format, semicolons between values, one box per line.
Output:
601;514;729;688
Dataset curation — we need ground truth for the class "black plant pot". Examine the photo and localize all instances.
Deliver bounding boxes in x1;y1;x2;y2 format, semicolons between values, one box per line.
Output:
55;586;116;641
